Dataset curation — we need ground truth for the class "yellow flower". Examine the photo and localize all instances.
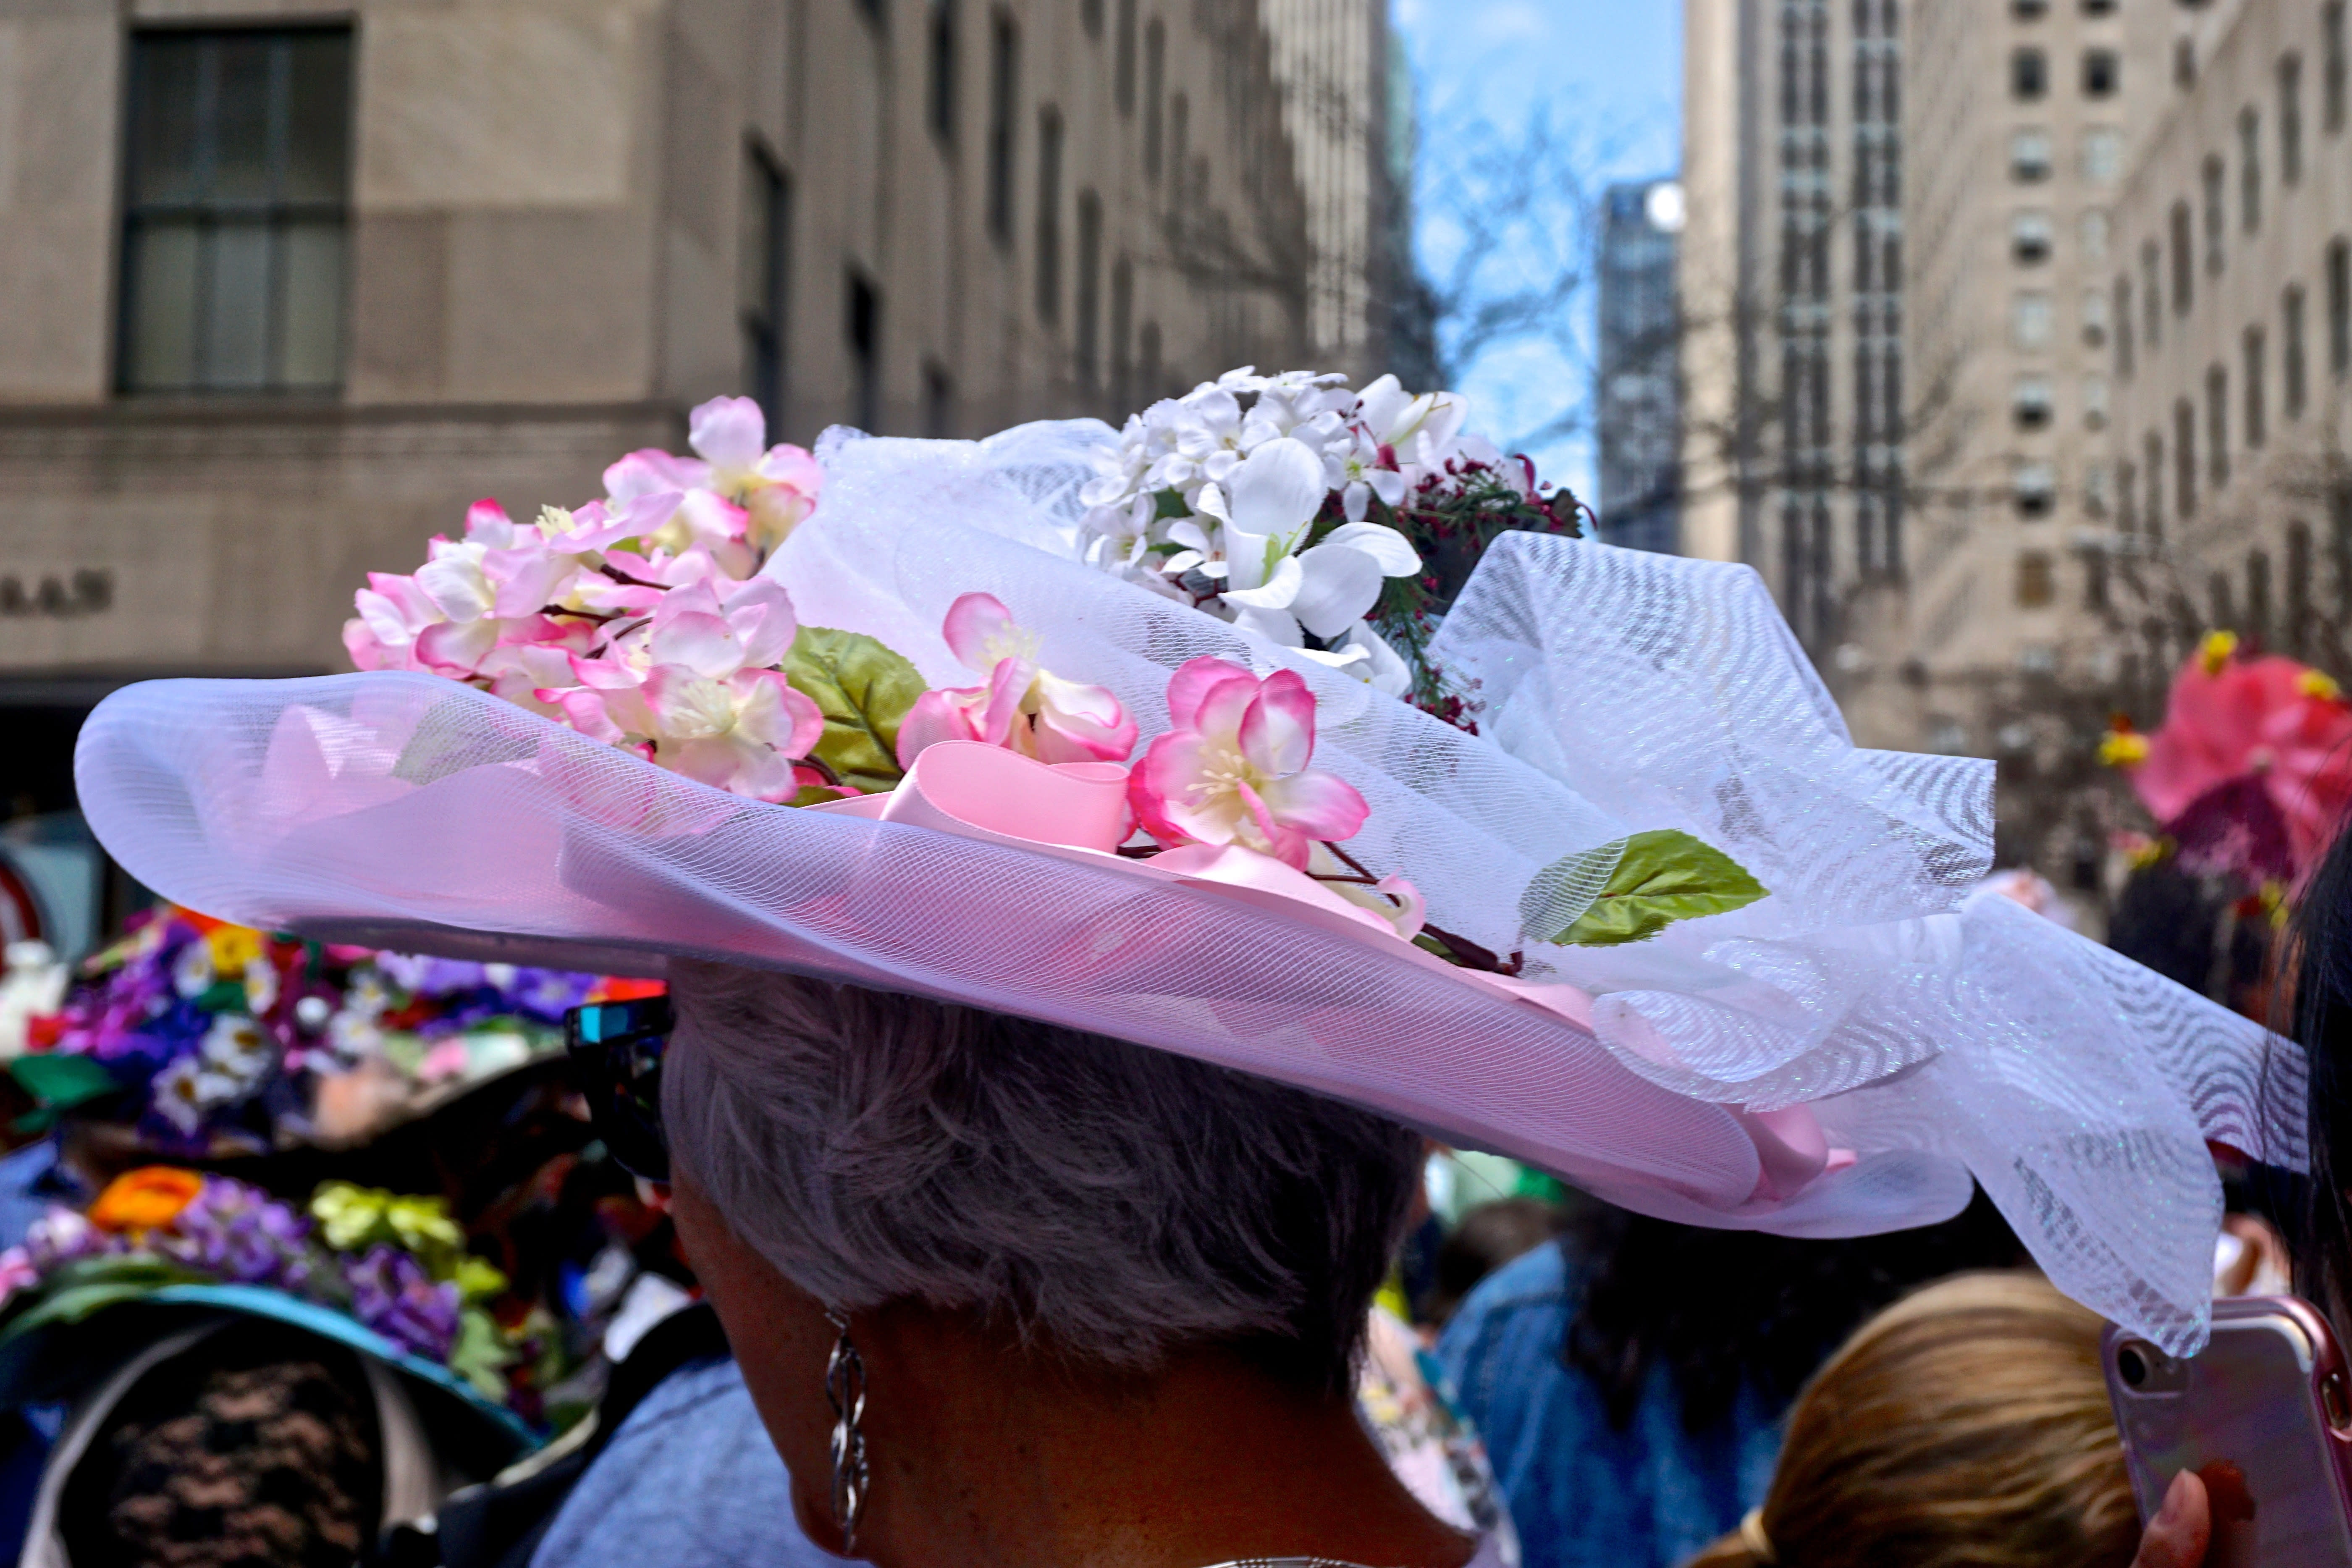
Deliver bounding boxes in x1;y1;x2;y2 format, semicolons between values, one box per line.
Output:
2099;730;2150;768
2301;669;2343;701
89;1167;205;1233
309;1181;464;1276
2199;630;2239;675
204;924;267;976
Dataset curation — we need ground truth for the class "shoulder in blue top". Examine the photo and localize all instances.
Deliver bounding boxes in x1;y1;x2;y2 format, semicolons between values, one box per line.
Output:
1434;1240;1781;1568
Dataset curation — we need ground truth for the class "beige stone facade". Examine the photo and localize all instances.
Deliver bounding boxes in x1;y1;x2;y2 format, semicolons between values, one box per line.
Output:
2105;0;2352;687
0;0;1354;730
1841;0;2163;760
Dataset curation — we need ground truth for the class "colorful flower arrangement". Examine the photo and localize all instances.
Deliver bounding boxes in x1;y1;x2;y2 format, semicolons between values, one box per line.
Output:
334;375;1757;969
11;906;633;1151
2103;630;2352;900
0;1169;540;1408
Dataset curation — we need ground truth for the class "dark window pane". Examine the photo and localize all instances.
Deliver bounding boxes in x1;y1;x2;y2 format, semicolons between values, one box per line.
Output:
278;220;345;387
128;35;205;206
123;222;200;388
202;220;274;388
210;36;278;202
284;32;352;203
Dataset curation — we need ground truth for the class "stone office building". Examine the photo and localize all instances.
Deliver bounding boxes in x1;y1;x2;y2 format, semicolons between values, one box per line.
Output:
0;0;1392;952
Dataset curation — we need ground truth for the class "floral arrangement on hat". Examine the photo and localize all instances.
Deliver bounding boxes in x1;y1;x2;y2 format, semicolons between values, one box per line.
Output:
2103;630;2352;900
0;1168;545;1414
1074;369;1586;716
10;906;633;1153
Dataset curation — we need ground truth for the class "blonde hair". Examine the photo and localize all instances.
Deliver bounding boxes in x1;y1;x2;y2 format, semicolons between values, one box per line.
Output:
1682;1272;2137;1568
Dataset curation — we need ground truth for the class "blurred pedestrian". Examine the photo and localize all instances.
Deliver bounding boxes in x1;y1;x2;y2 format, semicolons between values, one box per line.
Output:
1681;1272;2138;1568
1438;1196;2021;1568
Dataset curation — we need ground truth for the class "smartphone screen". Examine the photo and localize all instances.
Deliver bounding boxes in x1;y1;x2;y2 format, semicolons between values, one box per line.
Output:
2107;1300;2352;1568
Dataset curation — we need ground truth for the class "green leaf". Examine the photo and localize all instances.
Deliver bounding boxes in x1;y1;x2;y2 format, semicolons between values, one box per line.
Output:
0;1258;210;1343
10;1052;125;1112
1152;488;1192;521
786;784;857;808
1525;829;1769;947
448;1307;516;1400
783;627;928;795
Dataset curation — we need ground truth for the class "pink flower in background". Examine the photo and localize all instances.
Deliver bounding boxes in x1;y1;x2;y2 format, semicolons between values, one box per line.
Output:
2123;633;2352;885
896;593;1138;767
1129;657;1369;868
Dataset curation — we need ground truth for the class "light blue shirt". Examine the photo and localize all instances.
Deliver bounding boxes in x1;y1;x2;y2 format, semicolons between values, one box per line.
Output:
1436;1241;1781;1568
531;1356;845;1568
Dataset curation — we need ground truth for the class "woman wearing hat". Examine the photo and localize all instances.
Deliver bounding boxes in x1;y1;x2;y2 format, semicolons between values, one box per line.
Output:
70;381;2293;1565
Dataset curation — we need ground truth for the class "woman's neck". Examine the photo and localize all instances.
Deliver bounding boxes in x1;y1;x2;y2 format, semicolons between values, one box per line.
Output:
853;1309;1479;1568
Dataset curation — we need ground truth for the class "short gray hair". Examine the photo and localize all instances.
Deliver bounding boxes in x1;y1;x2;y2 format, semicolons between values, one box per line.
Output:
662;961;1423;1392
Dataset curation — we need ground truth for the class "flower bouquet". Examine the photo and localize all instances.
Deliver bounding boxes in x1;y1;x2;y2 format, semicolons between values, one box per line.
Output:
10;905;647;1156
0;1167;554;1420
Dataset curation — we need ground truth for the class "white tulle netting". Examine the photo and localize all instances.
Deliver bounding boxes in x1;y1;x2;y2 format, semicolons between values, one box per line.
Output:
74;419;2304;1353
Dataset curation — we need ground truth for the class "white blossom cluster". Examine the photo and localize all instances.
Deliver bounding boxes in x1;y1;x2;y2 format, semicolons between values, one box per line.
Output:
1075;368;1513;695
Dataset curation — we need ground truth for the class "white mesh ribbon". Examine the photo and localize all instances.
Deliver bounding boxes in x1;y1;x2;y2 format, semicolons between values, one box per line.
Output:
73;422;2303;1353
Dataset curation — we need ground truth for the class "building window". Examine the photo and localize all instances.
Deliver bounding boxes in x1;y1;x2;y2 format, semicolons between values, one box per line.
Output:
1114;0;1137;114
2289;521;2315;654
2244;328;2267;448
2017;551;2057;606
2080;126;2121;183
2171;201;2194;312
2115;276;2134;372
2014;373;2055;428
1108;253;1134;403
2175;38;2197;89
2119;458;2139;534
2144;241;2164;345
2014;47;2049;100
1034;107;1062;323
2333;238;2352;376
928;0;957;145
1073;189;1101;383
2082;0;2116;13
2283;54;2305;184
1080;0;1102;37
2083;285;2110;346
2011;210;2054;264
922;360;953;438
118;28;353;395
2202;156;2226;272
986;13;1017;243
2013;0;2046;16
1169;94;1189;205
2206;364;2230;488
2083;373;2110;430
2082;48;2118;97
1137;318;1162;398
847;270;881;431
2015;460;2057;518
1142;20;1165;177
2011;128;2053;181
2145;431;2166;538
2013;291;2054;349
2286;283;2309;418
2239;109;2261;233
2330;3;2348;134
2081;208;2110;262
2175;398;2198;519
2248;549;2275;644
739;147;790;435
2085;461;2113;518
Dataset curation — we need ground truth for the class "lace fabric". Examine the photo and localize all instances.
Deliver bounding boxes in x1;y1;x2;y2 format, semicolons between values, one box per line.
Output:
71;421;2302;1355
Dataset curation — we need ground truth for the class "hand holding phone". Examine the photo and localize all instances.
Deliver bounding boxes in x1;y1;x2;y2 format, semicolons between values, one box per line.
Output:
2108;1297;2352;1568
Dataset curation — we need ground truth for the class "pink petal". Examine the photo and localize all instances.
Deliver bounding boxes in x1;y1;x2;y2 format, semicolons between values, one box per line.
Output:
1130;730;1217;847
688;396;768;471
1190;668;1261;746
463;498;514;541
1253;766;1369;844
754;444;825;495
941;592;1017;669
1164;656;1255;732
1031;671;1139;763
541;687;624;743
1232;779;1311;868
342;618;404;672
363;573;440;628
729;669;826;758
1239;669;1317;776
650;611;745;681
567;652;645;691
977;658;1033;747
724;576;801;667
414;619;498;676
483;542;573;619
605;450;707;502
896;686;982;768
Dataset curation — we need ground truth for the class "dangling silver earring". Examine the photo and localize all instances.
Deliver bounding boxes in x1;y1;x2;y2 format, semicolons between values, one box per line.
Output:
824;1307;869;1553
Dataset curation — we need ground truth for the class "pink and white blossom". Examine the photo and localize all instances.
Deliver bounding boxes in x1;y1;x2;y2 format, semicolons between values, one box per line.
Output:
896;593;1138;767
1128;657;1369;869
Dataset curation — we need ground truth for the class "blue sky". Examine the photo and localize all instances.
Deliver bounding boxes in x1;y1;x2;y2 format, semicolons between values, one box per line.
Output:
1392;0;1681;499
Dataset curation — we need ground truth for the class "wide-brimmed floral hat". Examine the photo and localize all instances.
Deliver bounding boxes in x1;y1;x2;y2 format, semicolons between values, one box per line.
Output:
74;376;2298;1354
